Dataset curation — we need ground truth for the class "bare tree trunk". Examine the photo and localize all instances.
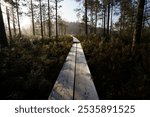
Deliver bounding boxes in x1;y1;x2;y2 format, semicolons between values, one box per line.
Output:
0;4;8;47
16;0;21;37
48;0;51;38
43;8;46;36
110;5;113;36
131;0;135;30
43;22;46;35
39;0;43;40
107;2;110;35
55;0;58;39
94;0;99;35
122;11;125;32
90;7;94;34
12;6;16;36
31;0;35;35
103;6;106;37
85;0;88;36
132;0;145;50
6;7;12;42
95;5;98;34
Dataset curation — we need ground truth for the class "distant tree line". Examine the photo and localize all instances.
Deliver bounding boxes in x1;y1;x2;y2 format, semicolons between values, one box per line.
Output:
75;0;147;49
0;0;68;47
0;0;148;50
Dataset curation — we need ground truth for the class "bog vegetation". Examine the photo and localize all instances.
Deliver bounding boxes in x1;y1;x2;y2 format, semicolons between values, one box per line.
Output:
0;0;150;99
78;35;150;99
0;36;72;99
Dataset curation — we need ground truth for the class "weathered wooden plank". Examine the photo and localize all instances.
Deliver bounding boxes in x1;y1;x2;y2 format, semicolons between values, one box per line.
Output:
74;43;99;100
73;37;80;43
49;37;99;100
48;43;76;100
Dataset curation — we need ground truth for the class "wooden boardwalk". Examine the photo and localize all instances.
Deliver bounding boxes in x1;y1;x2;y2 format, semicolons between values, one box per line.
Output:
48;37;99;100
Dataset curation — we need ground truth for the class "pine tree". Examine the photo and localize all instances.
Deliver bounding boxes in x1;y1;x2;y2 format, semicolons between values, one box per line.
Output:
132;0;146;49
0;4;8;47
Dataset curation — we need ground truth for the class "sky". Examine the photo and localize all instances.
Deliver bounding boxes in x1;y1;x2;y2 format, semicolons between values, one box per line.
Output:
59;0;80;22
1;0;119;29
1;0;80;28
20;0;80;27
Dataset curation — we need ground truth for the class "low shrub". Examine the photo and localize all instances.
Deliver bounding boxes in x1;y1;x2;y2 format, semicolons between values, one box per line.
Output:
79;36;150;99
0;36;72;99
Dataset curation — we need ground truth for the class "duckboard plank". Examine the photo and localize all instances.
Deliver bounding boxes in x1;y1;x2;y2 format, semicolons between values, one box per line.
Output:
48;43;76;100
74;43;99;100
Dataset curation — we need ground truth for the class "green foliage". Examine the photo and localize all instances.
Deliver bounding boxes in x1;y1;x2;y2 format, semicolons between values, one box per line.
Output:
0;36;72;99
79;36;150;99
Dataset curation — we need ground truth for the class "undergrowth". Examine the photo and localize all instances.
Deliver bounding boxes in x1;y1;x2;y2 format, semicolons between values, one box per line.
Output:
0;36;72;99
78;35;150;99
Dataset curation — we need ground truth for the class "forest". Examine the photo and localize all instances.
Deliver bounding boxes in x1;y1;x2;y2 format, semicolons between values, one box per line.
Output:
0;0;150;99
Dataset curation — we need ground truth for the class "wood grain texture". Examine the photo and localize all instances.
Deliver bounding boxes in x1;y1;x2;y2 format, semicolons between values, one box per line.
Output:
74;43;99;100
48;44;76;100
49;37;99;100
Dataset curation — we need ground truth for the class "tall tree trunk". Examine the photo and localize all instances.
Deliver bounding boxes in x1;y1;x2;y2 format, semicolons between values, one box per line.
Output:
12;6;16;36
131;0;135;30
16;0;21;37
43;8;46;36
85;0;88;36
0;4;8;47
6;7;12;42
132;0;145;49
94;0;99;35
122;11;125;32
31;0;35;36
110;5;113;36
107;1;110;35
103;6;106;37
48;0;51;38
43;21;46;35
95;5;98;34
55;0;58;40
39;0;43;40
90;7;94;34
